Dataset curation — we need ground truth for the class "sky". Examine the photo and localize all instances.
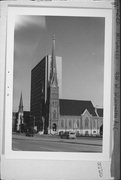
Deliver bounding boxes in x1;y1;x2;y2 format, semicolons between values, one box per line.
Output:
13;15;105;112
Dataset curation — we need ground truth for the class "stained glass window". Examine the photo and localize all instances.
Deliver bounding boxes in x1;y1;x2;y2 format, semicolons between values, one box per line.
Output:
85;117;89;129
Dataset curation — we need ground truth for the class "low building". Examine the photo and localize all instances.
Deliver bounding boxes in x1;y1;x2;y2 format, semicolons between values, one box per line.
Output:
12;111;30;132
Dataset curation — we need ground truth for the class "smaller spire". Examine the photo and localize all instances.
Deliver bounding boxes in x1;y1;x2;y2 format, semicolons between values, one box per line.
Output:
19;92;23;113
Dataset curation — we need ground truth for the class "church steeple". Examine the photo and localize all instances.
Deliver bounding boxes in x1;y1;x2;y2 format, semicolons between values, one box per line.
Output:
18;92;23;113
48;35;60;134
50;34;58;86
16;92;24;132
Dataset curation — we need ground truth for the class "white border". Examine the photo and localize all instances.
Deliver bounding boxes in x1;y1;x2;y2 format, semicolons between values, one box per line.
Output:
4;5;113;161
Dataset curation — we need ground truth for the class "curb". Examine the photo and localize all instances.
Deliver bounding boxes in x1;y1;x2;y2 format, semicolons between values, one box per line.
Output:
12;134;102;146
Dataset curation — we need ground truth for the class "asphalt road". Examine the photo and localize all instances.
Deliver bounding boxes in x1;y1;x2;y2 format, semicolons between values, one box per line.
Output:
12;134;102;152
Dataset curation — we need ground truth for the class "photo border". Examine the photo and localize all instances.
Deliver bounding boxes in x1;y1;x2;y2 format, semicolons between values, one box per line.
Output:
0;1;115;180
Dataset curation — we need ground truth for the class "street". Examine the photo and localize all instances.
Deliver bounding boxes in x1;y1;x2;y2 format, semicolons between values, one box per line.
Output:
12;133;102;152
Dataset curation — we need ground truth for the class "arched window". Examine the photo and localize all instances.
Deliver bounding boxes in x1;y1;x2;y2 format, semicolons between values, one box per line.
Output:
69;120;72;128
93;119;96;129
52;123;57;131
74;120;77;129
65;120;67;129
53;110;56;120
85;117;89;129
77;120;79;128
61;120;64;128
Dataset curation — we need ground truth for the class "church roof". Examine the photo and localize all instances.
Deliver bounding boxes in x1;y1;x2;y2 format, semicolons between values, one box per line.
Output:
59;99;97;116
97;108;103;117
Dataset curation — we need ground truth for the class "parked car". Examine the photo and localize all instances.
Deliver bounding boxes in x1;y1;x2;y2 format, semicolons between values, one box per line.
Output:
26;128;34;137
59;131;64;136
69;131;76;139
60;131;76;139
76;131;81;137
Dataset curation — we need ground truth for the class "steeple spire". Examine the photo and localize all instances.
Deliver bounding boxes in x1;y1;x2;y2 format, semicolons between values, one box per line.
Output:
50;34;58;86
48;35;60;134
52;34;55;62
19;92;23;113
17;92;24;132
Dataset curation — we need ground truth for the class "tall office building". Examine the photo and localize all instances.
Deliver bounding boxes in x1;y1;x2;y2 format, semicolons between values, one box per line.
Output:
30;36;62;132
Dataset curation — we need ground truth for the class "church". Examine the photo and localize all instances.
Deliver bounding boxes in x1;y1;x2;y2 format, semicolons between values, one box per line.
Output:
14;35;103;136
59;99;103;136
30;35;103;136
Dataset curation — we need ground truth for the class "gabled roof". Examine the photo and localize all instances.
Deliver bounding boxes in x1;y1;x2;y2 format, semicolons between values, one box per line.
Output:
59;99;97;116
97;108;103;117
81;108;91;116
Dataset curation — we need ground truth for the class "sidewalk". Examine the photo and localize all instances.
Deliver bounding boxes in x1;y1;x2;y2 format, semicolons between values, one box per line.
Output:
12;133;102;146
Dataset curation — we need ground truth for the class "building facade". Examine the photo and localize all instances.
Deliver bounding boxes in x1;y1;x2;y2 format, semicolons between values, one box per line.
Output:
30;57;46;131
56;99;103;136
13;111;30;132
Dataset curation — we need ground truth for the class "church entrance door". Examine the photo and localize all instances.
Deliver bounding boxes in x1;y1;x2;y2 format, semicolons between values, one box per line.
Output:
52;123;57;131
